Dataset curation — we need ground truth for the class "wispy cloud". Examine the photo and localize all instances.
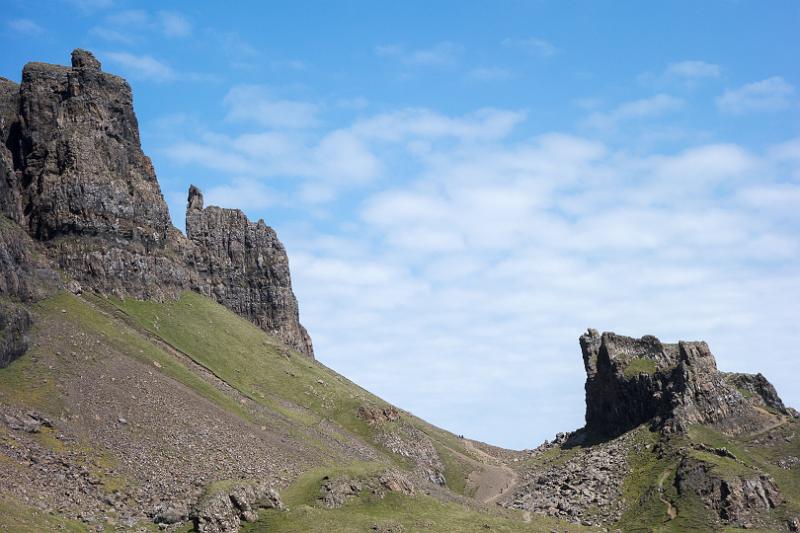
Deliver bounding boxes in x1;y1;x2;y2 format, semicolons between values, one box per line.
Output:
585;94;684;130
665;60;722;80
375;42;461;67
717;76;796;114
89;26;134;44
158;11;191;38
638;60;722;88
7;18;45;36
223;85;319;129
501;37;557;57
103;52;176;81
90;9;192;44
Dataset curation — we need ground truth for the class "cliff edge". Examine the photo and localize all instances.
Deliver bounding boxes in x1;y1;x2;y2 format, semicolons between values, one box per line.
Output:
0;49;313;360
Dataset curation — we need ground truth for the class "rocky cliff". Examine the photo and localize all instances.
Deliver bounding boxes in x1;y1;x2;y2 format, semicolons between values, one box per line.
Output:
186;186;313;356
579;328;790;438
0;49;313;362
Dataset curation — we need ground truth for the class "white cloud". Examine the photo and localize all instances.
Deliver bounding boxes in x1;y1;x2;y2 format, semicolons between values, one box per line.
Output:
665;60;722;80
313;130;382;184
7;18;44;35
89;26;134;44
157;11;191;37
501;37;557;57
203;178;281;211
91;9;192;44
375;42;461;66
585;94;684;130
224;85;319;129
104;52;175;81
351;108;526;142
717;76;796;114
162;97;800;448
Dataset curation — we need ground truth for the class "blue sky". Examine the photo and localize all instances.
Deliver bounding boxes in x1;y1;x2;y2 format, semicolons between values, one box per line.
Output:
2;0;799;449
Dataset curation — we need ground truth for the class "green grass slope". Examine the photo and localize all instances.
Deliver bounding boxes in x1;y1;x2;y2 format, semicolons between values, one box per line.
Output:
105;292;483;493
3;290;584;532
244;463;592;533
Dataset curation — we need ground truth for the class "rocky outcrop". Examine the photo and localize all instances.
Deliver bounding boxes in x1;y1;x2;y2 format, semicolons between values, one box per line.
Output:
0;302;32;368
0;216;61;303
725;372;787;413
17;49;172;242
0;50;313;357
319;469;414;509
7;49;193;301
506;429;637;525
0;215;60;367
191;481;283;533
376;423;446;486
186;186;313;357
675;457;783;526
580;329;786;438
0;77;23;224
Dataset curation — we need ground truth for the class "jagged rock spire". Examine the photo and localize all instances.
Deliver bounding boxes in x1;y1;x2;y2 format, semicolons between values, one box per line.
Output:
71;48;101;70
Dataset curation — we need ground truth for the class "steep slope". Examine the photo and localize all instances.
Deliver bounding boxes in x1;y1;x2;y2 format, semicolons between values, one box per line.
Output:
0;290;588;532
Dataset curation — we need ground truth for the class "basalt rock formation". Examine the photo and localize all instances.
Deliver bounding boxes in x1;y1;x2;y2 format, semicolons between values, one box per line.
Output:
186;186;313;356
0;49;313;363
579;328;790;438
502;330;796;531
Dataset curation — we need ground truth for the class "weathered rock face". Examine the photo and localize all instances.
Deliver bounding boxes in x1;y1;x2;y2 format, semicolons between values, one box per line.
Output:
190;481;283;533
0;50;314;357
506;429;636;524
17;49;171;242
675;457;783;525
7;50;195;301
725;372;787;413
580;329;787;438
0;78;23;224
318;469;414;509
0;302;32;368
0;216;60;367
186;186;313;357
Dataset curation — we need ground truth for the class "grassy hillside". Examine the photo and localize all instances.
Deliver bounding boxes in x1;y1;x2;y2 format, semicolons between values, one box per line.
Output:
1;291;585;532
245;463;591;533
2;290;795;532
105;291;483;493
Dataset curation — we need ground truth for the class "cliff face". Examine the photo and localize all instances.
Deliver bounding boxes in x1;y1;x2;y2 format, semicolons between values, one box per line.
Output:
0;49;314;362
579;329;789;438
186;186;313;356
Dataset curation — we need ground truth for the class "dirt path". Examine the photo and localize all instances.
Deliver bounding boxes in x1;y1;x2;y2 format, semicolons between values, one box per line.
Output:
657;469;677;521
464;440;518;504
748;407;789;439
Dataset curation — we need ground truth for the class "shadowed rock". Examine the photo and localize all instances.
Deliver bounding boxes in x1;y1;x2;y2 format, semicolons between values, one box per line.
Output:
580;328;788;438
